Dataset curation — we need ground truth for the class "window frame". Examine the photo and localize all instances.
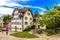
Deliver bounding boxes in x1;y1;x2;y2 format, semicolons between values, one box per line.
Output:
25;22;28;25
25;17;27;20
27;13;30;15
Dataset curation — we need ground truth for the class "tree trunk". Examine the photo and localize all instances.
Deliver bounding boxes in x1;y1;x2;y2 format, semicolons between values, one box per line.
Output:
54;16;56;33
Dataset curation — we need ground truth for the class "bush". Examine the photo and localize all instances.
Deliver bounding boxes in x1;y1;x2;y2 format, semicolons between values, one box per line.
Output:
0;26;2;29
44;29;55;36
23;26;31;31
23;25;35;31
30;25;35;29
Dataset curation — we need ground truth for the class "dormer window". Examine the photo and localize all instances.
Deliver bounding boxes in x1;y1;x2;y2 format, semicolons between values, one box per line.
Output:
15;10;18;13
19;13;22;15
27;13;30;15
20;13;22;15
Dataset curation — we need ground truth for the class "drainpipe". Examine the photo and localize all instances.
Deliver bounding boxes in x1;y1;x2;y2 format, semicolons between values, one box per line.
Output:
22;16;24;31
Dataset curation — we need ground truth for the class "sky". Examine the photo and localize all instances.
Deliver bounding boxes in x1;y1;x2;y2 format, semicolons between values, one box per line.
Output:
0;0;60;17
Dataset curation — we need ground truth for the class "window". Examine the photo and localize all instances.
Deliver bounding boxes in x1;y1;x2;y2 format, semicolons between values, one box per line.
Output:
12;27;15;29
11;22;14;24
25;17;27;20
19;13;22;16
15;10;18;13
14;13;18;15
13;18;20;20
27;13;30;15
17;28;19;30
30;22;32;25
12;22;20;25
20;17;21;20
19;22;21;25
20;28;21;30
16;22;19;25
30;18;32;20
25;22;28;25
38;25;40;29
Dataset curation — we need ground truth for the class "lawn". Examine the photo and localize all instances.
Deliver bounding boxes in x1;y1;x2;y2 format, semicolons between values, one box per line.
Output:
10;31;38;38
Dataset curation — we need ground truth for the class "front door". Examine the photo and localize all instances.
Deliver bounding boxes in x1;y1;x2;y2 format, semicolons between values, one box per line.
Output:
15;26;17;32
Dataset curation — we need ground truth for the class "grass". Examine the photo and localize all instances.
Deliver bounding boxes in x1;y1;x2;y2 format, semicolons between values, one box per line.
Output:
10;31;38;38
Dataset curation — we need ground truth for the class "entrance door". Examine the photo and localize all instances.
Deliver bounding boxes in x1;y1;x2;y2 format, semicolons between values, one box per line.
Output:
15;26;17;32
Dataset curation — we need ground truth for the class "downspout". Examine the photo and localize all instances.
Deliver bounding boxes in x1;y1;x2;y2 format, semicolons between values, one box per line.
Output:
22;16;24;31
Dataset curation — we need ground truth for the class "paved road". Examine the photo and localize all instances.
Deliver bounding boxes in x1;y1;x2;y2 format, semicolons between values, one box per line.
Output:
0;32;60;40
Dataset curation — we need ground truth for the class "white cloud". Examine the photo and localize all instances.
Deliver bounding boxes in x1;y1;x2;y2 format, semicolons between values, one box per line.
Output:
18;0;29;2
0;0;23;7
2;0;45;11
40;11;44;15
0;0;45;16
23;5;46;11
0;7;14;15
57;4;60;6
0;0;23;15
10;0;31;2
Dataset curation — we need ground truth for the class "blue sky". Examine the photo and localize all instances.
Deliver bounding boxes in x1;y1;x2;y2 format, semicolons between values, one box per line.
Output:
0;0;60;17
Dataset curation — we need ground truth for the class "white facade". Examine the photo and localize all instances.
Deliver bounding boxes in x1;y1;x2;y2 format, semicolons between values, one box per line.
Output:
11;8;33;31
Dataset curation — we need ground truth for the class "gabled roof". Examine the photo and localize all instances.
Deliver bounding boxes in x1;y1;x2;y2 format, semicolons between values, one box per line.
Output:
12;8;33;17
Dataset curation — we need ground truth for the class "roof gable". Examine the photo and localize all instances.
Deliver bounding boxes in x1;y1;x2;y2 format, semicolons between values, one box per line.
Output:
12;8;33;17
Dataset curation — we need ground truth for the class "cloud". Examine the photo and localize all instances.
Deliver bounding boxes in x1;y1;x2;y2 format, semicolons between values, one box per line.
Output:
40;11;44;15
5;0;45;11
0;1;22;7
17;0;29;2
10;0;33;2
23;5;46;11
0;7;14;15
57;4;60;6
0;0;45;16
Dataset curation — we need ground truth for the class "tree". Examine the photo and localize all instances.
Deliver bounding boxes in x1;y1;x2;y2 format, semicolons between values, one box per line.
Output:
37;6;60;33
33;11;39;26
34;11;39;17
3;15;11;23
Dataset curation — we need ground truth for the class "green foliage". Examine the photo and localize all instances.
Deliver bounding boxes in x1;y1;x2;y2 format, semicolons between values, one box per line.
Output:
37;6;60;34
3;15;11;22
23;25;35;31
33;11;39;17
44;29;55;36
31;25;35;29
38;6;60;28
10;31;38;38
0;26;2;29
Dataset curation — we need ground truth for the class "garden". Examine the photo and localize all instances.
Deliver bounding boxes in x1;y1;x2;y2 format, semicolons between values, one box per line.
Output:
10;25;38;38
10;31;38;38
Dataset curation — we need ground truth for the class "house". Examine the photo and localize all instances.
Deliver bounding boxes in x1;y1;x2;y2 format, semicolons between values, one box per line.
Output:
2;15;11;31
11;8;33;31
33;15;46;30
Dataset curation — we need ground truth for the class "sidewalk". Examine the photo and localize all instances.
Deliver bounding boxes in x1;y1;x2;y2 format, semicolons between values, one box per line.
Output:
0;32;60;40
